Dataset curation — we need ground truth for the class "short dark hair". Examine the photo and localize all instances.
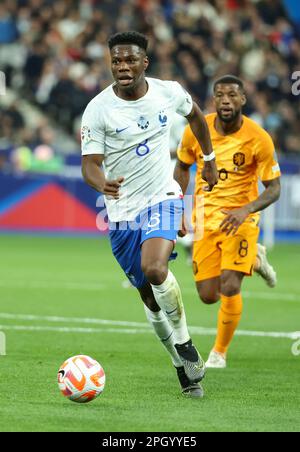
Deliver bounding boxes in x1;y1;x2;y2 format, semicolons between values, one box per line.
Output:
213;75;244;92
108;31;148;52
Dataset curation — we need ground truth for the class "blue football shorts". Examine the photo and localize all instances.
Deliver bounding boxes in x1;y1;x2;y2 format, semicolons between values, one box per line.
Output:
109;198;183;289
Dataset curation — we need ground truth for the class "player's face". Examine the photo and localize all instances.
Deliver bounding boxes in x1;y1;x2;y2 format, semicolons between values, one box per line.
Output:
214;84;246;123
110;45;149;91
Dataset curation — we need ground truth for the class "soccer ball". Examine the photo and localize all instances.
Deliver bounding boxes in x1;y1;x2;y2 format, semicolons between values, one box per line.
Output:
57;355;105;403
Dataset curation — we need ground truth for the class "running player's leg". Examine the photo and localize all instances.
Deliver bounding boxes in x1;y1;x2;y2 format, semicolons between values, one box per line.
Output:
206;270;244;367
141;237;189;343
193;229;222;304
138;282;182;368
109;226;180;365
206;223;258;368
141;237;205;383
138;282;203;397
109;224;203;395
138;199;205;384
196;277;220;305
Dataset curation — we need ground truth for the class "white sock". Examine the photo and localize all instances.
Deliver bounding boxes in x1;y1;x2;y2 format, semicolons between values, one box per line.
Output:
144;305;182;367
151;270;190;345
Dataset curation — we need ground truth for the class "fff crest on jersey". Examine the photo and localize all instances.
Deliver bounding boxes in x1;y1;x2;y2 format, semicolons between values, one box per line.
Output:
159;111;168;127
233;152;245;167
137;116;149;130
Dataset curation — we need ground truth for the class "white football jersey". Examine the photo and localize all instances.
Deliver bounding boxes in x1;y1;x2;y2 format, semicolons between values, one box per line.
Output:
81;77;193;222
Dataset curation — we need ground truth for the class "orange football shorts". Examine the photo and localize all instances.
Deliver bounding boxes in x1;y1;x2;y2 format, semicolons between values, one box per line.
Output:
192;222;260;281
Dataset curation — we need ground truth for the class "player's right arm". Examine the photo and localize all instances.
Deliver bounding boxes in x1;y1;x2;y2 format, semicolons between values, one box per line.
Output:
220;129;281;235
82;154;124;199
174;159;192;195
174;124;196;195
174;159;192;237
174;125;197;236
81;103;124;198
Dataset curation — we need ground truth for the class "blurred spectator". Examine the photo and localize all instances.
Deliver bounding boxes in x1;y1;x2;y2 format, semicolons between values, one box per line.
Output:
0;0;299;163
0;2;18;43
11;143;64;174
0;102;25;149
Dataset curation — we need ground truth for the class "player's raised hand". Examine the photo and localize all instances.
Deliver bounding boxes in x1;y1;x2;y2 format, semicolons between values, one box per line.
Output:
101;177;124;199
202;160;219;192
220;207;250;235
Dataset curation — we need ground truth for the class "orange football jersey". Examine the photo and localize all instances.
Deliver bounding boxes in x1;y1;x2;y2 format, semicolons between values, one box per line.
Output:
177;113;281;230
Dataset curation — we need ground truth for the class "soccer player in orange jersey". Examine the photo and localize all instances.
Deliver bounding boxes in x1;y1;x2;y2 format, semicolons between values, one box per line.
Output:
174;75;281;368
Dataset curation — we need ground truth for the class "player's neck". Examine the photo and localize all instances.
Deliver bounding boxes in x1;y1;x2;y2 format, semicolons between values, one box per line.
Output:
113;79;148;101
215;115;243;136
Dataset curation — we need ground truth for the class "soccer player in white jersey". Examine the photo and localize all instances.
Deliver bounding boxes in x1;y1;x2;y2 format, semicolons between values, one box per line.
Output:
81;31;218;398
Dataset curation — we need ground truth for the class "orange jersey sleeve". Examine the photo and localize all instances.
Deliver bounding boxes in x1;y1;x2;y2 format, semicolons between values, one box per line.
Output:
177;125;197;165
254;129;281;181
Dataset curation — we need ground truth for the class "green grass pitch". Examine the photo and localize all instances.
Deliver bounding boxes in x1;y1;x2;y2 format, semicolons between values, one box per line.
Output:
0;235;299;432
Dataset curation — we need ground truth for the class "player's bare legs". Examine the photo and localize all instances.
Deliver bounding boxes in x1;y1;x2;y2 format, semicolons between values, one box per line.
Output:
141;237;173;285
138;282;160;311
141;237;205;384
220;270;244;297
196;276;220;305
196;270;244;368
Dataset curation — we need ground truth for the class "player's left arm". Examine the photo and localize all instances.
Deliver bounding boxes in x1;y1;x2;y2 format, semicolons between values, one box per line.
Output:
185;102;218;191
220;177;281;236
244;177;281;214
220;130;281;235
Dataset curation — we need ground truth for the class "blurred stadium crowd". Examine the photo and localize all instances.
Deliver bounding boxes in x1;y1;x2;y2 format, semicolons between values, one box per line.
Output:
0;0;300;174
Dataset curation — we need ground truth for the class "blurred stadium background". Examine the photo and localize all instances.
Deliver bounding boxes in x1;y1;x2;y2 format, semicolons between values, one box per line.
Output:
0;0;300;240
0;0;300;433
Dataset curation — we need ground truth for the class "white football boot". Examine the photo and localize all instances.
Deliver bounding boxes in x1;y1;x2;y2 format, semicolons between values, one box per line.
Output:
256;244;277;288
205;350;227;369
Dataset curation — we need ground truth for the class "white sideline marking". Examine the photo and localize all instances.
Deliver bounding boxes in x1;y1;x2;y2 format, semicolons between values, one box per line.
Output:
240;291;298;302
0;279;299;301
0;281;105;290
185;288;299;302
0;313;299;340
0;312;147;328
0;324;150;335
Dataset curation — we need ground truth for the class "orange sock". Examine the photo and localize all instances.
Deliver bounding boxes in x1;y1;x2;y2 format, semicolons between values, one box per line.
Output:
214;293;243;355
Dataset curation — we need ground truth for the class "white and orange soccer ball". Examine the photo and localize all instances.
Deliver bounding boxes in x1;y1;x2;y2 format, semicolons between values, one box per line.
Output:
57;355;105;403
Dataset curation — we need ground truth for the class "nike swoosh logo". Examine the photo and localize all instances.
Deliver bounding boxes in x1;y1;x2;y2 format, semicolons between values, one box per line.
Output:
222;321;232;325
116;127;130;133
165;308;177;315
234;261;244;265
